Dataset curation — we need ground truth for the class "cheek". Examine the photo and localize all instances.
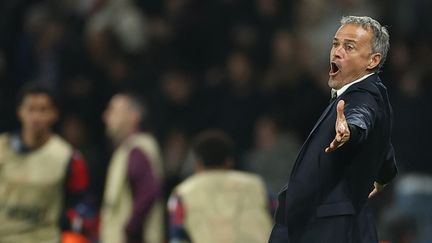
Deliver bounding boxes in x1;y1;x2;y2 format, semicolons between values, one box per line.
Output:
41;112;57;126
107;113;124;128
344;54;367;67
19;111;36;125
340;58;356;71
17;110;26;122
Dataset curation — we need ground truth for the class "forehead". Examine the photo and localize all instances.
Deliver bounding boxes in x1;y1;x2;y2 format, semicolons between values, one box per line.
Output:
334;23;373;44
21;93;54;107
109;95;131;108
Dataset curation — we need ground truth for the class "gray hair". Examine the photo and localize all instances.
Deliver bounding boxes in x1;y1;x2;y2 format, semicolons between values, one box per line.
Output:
341;16;390;70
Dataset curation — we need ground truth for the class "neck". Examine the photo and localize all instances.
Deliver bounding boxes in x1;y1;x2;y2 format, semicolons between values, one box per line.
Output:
21;129;51;149
112;129;138;147
196;162;233;173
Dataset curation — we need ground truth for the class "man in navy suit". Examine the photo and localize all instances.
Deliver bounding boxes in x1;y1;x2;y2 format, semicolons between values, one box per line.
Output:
268;16;398;243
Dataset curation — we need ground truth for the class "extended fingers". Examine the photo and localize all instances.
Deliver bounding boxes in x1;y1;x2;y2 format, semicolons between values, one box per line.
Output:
326;101;349;153
325;145;333;153
325;139;339;153
368;188;378;198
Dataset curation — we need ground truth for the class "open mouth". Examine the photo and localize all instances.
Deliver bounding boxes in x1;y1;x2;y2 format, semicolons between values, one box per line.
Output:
329;62;340;76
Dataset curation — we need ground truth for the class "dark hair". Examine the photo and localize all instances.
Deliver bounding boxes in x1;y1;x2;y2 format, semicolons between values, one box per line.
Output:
16;82;58;109
193;130;234;167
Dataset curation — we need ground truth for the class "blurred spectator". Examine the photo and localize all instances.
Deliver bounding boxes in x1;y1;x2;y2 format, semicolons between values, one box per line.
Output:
379;174;432;243
15;3;66;90
168;130;273;243
259;28;329;138
245;115;301;194
85;0;149;54
212;51;263;158
60;113;105;208
161;129;192;196
261;29;300;91
151;68;205;140
100;92;164;243
0;83;89;242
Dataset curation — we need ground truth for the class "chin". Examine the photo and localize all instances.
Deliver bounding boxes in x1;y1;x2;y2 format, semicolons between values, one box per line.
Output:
106;129;116;139
328;78;337;89
329;76;345;90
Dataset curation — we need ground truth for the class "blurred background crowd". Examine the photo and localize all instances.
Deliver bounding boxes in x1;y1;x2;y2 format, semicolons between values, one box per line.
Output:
0;0;431;242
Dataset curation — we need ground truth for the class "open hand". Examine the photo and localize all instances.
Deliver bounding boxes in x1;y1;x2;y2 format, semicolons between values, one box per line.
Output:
325;100;350;153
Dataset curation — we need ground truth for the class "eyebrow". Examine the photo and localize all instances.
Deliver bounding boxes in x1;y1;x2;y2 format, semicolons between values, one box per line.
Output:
333;37;357;44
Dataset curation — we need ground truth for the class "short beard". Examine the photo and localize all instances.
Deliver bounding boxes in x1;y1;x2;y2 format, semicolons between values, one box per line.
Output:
328;78;338;89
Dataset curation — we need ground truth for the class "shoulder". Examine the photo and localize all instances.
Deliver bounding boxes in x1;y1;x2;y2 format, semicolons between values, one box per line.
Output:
129;133;158;146
0;132;9;139
50;134;73;151
344;74;386;101
227;170;265;185
0;133;11;160
175;171;266;193
223;171;267;194
341;85;382;111
0;133;11;144
123;133;160;154
174;173;203;195
51;135;88;170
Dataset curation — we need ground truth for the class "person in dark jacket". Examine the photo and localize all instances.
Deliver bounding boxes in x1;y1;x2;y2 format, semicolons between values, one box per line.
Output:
269;16;398;243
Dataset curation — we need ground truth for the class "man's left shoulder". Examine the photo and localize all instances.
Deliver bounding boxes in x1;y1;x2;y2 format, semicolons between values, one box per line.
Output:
344;75;386;103
351;74;383;94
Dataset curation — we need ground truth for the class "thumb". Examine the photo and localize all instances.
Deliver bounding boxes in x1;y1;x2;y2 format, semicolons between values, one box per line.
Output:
336;100;346;121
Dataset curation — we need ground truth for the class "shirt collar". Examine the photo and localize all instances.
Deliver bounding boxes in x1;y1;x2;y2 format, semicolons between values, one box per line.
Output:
332;72;375;98
10;131;31;153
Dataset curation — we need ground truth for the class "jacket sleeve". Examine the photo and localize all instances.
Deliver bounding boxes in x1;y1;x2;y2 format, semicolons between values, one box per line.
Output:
343;91;378;145
376;143;398;185
343;91;398;185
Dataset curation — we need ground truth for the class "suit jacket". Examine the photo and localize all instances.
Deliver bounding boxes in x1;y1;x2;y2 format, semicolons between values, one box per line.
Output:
269;74;397;243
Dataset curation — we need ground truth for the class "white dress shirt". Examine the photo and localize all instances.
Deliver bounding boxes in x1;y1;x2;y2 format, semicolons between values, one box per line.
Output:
332;72;375;98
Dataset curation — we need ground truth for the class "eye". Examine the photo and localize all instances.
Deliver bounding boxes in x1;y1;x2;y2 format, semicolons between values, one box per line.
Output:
345;44;354;51
332;41;339;47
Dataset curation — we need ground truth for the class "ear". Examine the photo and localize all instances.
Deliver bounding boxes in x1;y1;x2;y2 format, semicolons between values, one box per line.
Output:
367;53;382;70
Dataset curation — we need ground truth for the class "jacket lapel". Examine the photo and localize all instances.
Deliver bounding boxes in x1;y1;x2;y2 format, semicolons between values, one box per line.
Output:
289;99;337;180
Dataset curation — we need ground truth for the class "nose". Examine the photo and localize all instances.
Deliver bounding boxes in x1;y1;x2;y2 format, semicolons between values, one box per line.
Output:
333;45;343;59
29;109;43;121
